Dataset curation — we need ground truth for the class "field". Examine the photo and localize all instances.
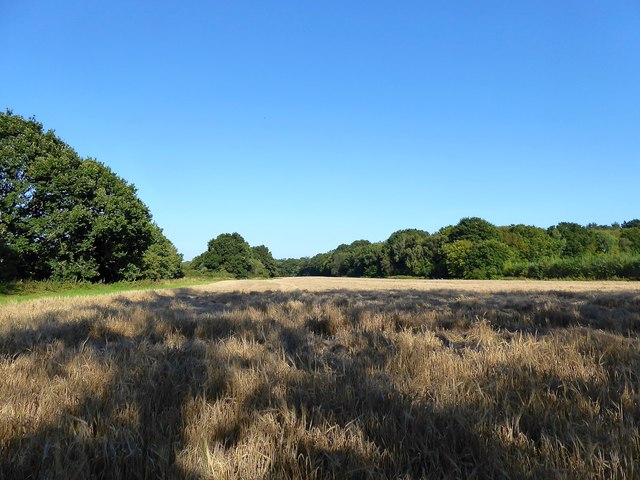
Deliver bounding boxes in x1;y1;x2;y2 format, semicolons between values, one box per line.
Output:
1;277;639;479
0;277;230;306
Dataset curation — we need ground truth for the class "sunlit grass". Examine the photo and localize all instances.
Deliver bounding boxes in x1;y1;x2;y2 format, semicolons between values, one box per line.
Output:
0;276;229;305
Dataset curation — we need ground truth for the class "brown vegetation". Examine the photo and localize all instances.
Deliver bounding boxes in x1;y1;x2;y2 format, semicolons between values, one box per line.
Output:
1;278;639;478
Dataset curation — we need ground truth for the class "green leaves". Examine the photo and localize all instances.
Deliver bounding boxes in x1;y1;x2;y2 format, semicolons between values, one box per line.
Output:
141;225;184;280
193;233;274;278
500;224;562;262
0;111;182;282
385;230;431;277
447;217;500;243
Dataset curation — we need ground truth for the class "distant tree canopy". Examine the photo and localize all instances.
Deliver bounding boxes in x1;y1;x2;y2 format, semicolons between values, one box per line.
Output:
620;228;640;254
0;111;183;282
548;222;594;257
273;217;640;281
252;245;278;277
447;217;501;243
191;233;277;278
500;224;562;262
622;219;640;229
385;229;431;277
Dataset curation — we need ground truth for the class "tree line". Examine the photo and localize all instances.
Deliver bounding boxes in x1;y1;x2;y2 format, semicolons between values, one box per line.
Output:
189;218;640;281
2;110;639;283
278;218;640;280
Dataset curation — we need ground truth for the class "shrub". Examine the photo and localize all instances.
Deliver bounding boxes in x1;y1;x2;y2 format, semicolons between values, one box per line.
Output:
504;255;640;280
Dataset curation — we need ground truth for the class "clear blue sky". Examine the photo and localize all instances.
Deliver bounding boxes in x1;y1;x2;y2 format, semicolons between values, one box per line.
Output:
2;1;639;260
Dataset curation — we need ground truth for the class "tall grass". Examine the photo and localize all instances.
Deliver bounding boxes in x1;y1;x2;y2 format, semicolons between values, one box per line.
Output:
1;282;639;478
0;276;229;305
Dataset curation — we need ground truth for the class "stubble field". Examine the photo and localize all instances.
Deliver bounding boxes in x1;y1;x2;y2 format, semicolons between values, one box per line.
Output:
1;277;639;479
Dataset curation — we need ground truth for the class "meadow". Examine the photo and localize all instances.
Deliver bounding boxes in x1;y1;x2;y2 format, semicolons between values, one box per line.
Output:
1;277;639;479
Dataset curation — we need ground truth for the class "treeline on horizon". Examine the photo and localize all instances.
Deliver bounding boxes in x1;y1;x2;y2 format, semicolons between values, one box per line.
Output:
274;218;640;280
187;217;640;281
3;110;640;284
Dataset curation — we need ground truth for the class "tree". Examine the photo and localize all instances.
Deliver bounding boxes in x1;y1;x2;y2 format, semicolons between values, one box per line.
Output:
447;217;500;243
465;240;514;278
441;239;513;279
384;229;431;277
441;240;473;278
251;245;278;277
591;230;616;255
0;233;19;281
620;228;640;254
622;219;640;229
425;232;449;278
329;240;383;277
192;232;268;278
548;222;593;258
276;258;303;277
0;111;182;282
347;241;384;277
141;225;184;280
298;253;332;276
500;224;561;261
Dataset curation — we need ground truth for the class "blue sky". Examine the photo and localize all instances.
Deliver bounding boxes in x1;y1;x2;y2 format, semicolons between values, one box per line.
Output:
2;1;639;259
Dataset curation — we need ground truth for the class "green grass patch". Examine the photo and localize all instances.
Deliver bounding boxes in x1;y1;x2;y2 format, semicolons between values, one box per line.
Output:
0;276;232;305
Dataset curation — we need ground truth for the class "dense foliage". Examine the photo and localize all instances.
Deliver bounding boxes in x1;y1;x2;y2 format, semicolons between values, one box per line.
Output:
191;233;277;278
274;217;640;280
0;111;183;282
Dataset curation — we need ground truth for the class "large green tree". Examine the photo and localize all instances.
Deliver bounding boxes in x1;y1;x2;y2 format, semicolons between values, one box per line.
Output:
447;217;500;243
500;224;561;262
441;239;514;279
547;223;621;257
620;227;640;254
276;258;303;277
548;222;595;258
384;229;431;277
192;232;270;278
0;111;182;282
251;245;278;277
327;240;383;277
298;252;332;276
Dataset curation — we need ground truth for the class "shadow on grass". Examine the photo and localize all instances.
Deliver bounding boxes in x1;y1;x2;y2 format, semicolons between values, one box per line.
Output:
0;287;638;478
0;315;222;478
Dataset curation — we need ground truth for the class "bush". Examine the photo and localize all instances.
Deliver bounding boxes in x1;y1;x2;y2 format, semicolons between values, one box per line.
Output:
504;255;640;280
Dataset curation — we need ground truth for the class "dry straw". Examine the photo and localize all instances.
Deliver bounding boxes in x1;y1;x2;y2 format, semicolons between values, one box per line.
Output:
1;278;639;478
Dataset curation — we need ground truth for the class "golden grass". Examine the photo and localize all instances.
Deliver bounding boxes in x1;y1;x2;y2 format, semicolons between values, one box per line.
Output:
1;278;639;478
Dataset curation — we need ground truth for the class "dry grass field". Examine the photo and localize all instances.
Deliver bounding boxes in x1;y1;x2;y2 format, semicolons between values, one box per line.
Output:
1;277;639;479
